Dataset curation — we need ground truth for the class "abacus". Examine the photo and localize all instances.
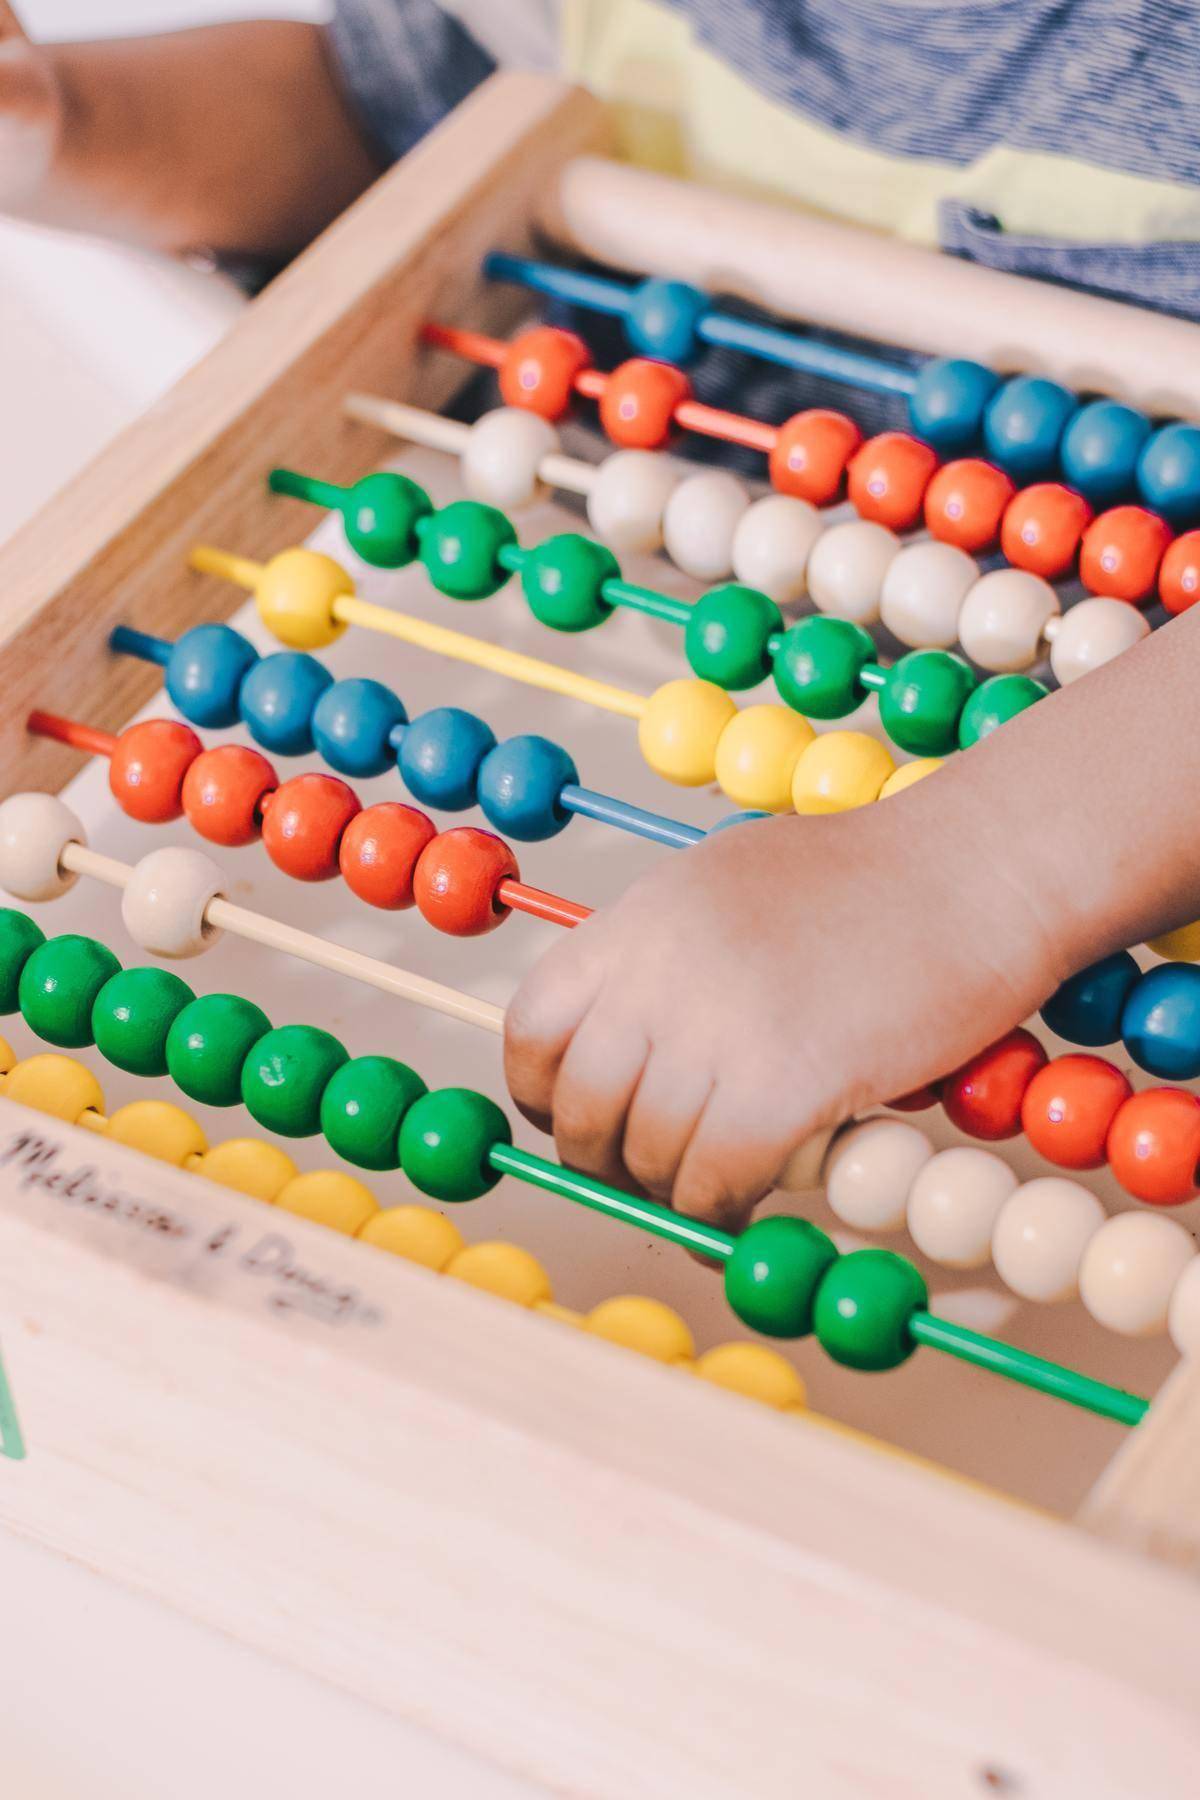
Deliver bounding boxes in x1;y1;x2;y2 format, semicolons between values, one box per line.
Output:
1;73;1198;1798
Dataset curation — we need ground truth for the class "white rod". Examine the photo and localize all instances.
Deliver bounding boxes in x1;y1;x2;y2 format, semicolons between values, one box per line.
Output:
344;391;599;496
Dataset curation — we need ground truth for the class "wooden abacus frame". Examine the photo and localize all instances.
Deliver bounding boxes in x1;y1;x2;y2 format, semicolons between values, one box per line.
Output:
1;72;1199;1797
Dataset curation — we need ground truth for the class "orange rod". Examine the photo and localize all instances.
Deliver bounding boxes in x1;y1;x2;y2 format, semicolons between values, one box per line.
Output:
27;711;117;758
497;880;592;929
421;321;505;369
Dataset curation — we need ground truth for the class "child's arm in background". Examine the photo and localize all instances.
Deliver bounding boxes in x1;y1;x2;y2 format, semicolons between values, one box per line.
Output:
506;611;1200;1232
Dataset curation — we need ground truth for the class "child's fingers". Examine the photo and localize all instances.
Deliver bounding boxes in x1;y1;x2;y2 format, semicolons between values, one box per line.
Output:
549;1005;649;1185
669;1090;793;1233
503;937;604;1130
620;1051;715;1199
0;4;27;39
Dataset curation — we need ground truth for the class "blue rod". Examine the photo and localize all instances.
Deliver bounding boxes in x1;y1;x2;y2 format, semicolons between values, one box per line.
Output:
696;312;917;398
560;785;705;848
486;252;632;320
109;625;171;666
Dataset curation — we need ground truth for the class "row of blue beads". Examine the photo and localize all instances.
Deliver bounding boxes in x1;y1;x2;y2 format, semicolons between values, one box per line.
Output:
1042;951;1200;1081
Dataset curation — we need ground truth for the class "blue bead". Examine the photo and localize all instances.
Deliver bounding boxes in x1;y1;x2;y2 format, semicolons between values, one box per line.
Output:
907;359;998;456
1040;951;1140;1047
1137;422;1200;527
1121;964;1200;1080
982;376;1078;481
708;810;771;834
476;736;577;841
165;624;258;729
238;652;333;757
311;678;408;779
398;708;496;812
1060;399;1150;509
625;278;708;364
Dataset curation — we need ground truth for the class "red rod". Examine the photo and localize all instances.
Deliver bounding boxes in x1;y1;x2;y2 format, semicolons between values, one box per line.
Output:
28;710;117;758
421;320;504;369
497;879;591;929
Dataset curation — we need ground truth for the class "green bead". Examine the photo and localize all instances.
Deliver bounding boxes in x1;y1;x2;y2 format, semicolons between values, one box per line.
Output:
398;1086;511;1202
18;935;121;1048
879;649;976;756
685;583;782;690
0;910;46;1013
166;993;272;1107
240;1023;348;1137
419;499;517;600
957;673;1048;748
319;1055;428;1171
772;615;874;719
723;1216;840;1338
92;967;195;1077
520;533;618;632
342;473;432;568
812;1248;927;1371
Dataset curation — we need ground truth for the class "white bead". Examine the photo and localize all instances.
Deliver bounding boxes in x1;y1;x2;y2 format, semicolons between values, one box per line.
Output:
805;520;899;624
990;1177;1106;1303
879;541;979;649
586;450;680;554
956;569;1060;672
461;408;559;511
662;470;751;581
1168;1254;1200;1356
731;494;823;605
906;1146;1018;1270
1078;1211;1197;1337
823;1116;934;1232
121;846;224;960
1047;596;1150;687
0;792;85;902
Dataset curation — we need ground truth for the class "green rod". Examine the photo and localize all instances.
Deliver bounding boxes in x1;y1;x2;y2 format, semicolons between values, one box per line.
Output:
268;467;347;510
601;578;694;628
0;1336;26;1461
498;541;529;574
489;1144;735;1260
858;665;888;692
910;1312;1148;1427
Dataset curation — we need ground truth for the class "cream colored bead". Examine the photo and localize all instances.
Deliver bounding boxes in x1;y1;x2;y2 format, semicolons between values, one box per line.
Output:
1167;1254;1200;1356
956;568;1060;672
805;519;899;623
731;494;823;605
879;541;979;649
662;470;751;581
1078;1211;1197;1337
120;846;224;959
1047;596;1150;686
0;792;85;902
823;1116;934;1232
990;1177;1106;1303
461;407;559;510
586;450;680;553
906;1146;1018;1270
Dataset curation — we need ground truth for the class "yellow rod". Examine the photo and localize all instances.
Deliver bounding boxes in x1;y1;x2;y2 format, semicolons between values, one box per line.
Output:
190;544;265;590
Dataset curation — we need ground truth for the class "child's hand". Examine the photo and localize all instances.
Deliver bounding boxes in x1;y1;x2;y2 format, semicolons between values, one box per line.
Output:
0;5;61;214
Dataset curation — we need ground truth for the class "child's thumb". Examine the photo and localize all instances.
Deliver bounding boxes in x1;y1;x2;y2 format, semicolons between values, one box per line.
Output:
0;5;28;40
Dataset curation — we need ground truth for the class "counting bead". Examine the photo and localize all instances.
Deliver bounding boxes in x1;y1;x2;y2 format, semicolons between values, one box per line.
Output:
587;1295;694;1362
311;678;407;779
1159;530;1200;615
260;772;360;882
420;500;517;601
107;1100;207;1167
823;1116;934;1232
109;719;201;824
340;472;432;566
1000;484;1091;579
847;432;937;531
238;651;333;757
0;793;84;903
1079;1210;1196;1334
462;409;558;511
476;736;576;842
276;1170;378;1237
1047;596;1149;687
448;1242;553;1307
358;1204;464;1269
806;519;899;624
165;623;258;728
91;967;194;1076
1041;952;1140;1047
626;277;708;363
398;707;496;812
498;325;591;418
586;450;680;554
908;358;998;455
0;910;46;1011
769;409;862;504
599;358;691;450
694;1343;806;1409
1137;421;1200;526
879;650;975;757
241;1023;348;1138
19;935;121;1048
879;759;941;798
520;533;617;632
957;569;1059;673
791;731;894;814
1020;1054;1132;1171
412;827;518;936
879;541;979;649
1149;920;1200;962
1078;506;1170;603
715;704;815;812
1060;399;1151;508
195;1138;297;1202
813;1248;926;1370
1168;1255;1200;1355
956;673;1045;747
983;376;1077;481
166;993;272;1107
638;679;737;786
254;548;350;651
662;471;750;581
723;1216;839;1338
181;745;277;847
991;1177;1106;1303
319;1054;427;1170
685;583;781;690
0;1037;15;1073
731;494;823;606
906;1146;1018;1269
399;1086;511;1201
772;615;873;719
1107;1088;1200;1205
3;1051;104;1123
338;803;436;910
941;1028;1047;1140
923;458;1015;552
1121;964;1200;1080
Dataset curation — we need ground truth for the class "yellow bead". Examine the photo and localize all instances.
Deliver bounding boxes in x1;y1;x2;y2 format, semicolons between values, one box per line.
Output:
695;1342;808;1410
358;1204;464;1270
255;548;351;651
638;679;738;786
275;1170;379;1236
713;704;815;812
879;757;942;800
446;1241;553;1307
3;1053;105;1125
0;1035;15;1075
791;730;895;814
107;1101;207;1166
193;1137;298;1202
587;1295;695;1363
534;1299;586;1328
1148;918;1200;963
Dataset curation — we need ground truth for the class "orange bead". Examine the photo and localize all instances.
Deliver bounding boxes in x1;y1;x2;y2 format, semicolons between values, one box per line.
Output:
768;409;862;504
846;431;938;530
1078;505;1171;602
181;744;276;847
260;772;360;881
338;802;437;910
1106;1087;1200;1206
940;1027;1048;1141
412;826;518;936
1159;529;1200;615
1000;483;1092;578
599;358;691;450
108;718;202;824
498;325;591;419
1020;1054;1132;1170
924;459;1015;551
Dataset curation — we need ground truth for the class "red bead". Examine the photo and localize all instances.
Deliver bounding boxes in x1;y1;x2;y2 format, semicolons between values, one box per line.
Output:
1000;483;1092;579
1078;505;1171;602
1106;1087;1200;1206
846;432;938;530
108;718;202;824
412;827;518;936
888;1084;939;1112
924;459;1015;551
940;1027;1048;1141
768;410;862;504
1020;1054;1132;1170
260;772;360;882
181;744;276;847
1159;529;1200;615
599;359;691;450
498;326;591;419
338;803;437;910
